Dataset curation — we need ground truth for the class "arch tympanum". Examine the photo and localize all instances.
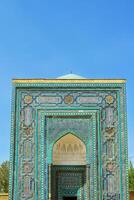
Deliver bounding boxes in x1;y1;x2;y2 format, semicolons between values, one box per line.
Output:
52;133;86;165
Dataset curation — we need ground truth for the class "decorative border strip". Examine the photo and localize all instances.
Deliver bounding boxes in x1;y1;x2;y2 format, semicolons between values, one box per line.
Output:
118;91;123;200
9;87;16;200
123;85;129;200
12;79;126;84
14;90;21;200
12;82;125;89
120;85;129;200
40;113;45;200
38;110;100;200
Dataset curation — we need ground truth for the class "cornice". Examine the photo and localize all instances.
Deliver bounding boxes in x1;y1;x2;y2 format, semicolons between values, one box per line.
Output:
12;79;126;84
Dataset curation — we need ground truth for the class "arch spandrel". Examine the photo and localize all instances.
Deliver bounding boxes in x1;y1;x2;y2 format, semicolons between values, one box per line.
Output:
53;133;86;165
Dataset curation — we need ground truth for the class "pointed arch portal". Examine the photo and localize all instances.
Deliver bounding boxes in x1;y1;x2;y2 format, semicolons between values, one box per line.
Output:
51;133;88;200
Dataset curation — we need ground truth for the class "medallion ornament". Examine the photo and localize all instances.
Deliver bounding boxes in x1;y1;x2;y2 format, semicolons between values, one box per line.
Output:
64;95;74;104
21;123;33;136
24;95;33;104
23;162;32;173
106;161;116;172
106;95;114;104
105;127;116;140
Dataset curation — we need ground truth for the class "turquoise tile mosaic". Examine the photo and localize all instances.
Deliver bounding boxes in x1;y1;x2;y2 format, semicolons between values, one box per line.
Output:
9;79;128;200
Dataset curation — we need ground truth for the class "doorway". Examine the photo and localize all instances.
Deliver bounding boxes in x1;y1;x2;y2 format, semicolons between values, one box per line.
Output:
51;165;86;200
51;133;87;200
63;197;77;200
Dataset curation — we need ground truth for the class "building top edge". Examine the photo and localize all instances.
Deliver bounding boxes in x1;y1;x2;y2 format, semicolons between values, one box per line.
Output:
12;79;126;84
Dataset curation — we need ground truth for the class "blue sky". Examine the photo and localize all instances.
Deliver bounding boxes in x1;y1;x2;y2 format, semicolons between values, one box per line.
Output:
0;0;134;164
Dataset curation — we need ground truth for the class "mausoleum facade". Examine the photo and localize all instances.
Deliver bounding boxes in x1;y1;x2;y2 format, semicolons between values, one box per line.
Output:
9;74;129;200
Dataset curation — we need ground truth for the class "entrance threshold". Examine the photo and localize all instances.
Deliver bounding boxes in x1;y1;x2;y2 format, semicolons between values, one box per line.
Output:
63;197;77;200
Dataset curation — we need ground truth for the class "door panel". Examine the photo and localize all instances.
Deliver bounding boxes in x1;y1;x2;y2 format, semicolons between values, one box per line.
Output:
51;166;86;200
